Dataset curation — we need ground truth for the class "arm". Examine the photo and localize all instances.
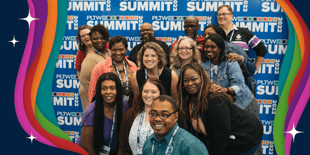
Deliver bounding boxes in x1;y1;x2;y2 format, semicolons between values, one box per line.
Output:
131;72;140;101
254;56;264;74
81;126;99;155
205;96;231;155
117;111;133;155
170;70;179;101
227;61;247;96
88;65;100;104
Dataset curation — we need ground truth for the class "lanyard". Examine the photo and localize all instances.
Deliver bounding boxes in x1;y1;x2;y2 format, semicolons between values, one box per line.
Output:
108;103;116;147
112;60;129;91
137;111;152;152
144;68;161;80
151;126;179;155
191;97;200;137
93;47;111;59
209;61;218;83
229;29;235;42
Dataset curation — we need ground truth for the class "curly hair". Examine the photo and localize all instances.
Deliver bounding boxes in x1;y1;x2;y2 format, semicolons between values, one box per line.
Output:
131;78;166;118
109;35;128;50
90;24;110;41
76;25;91;52
137;42;167;69
92;73;123;154
203;24;226;39
177;62;234;121
203;34;227;64
170;36;201;70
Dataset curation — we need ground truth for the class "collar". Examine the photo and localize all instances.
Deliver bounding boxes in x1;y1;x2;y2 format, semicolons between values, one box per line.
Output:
232;24;238;31
150;123;178;143
107;56;133;67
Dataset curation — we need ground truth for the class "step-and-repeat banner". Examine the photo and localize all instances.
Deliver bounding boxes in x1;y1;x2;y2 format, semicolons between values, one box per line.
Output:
52;1;287;154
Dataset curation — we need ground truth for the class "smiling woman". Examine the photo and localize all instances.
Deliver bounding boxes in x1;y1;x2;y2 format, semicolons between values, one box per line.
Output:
88;35;138;111
76;73;124;155
79;24;111;111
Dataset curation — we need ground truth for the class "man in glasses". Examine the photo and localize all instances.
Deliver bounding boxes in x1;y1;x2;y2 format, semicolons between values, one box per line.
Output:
218;5;267;75
129;22;170;67
169;15;204;52
142;95;208;155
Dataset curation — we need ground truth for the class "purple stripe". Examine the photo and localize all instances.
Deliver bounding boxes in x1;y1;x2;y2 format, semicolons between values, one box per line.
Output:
231;42;249;50
249;36;260;48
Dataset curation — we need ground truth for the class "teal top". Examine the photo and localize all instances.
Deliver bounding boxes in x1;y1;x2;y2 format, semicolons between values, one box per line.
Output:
142;123;209;155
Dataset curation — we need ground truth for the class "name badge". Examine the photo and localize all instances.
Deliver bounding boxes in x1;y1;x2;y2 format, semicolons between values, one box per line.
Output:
166;145;173;155
137;148;143;155
99;145;110;155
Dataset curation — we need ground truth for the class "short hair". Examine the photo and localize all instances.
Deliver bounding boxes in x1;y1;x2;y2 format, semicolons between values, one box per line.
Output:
137;42;167;69
218;5;233;14
203;24;226;39
170;36;201;70
76;25;91;51
109;35;128;49
90;24;110;41
203;34;226;64
153;95;179;112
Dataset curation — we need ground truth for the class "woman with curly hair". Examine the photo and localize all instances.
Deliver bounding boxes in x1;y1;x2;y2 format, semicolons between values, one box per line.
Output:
76;73;123;155
170;36;201;76
131;42;179;101
178;62;263;155
79;24;111;111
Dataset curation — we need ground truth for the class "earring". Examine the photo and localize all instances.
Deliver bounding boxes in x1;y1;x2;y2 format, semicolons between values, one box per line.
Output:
81;42;84;46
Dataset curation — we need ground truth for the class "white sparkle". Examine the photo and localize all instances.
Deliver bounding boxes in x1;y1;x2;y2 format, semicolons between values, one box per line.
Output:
285;123;304;143
19;10;39;28
8;35;20;48
26;133;37;144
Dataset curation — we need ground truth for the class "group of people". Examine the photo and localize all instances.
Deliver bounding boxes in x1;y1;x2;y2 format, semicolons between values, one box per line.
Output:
74;5;266;155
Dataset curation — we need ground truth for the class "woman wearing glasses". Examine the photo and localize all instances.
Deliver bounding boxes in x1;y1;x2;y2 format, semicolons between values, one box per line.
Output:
76;73;123;155
170;36;201;76
118;78;166;155
89;36;138;111
131;42;179;101
217;5;267;74
79;24;111;111
178;62;263;155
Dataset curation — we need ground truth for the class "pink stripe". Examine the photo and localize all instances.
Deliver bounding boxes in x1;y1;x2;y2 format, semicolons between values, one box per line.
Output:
285;74;310;155
14;0;55;147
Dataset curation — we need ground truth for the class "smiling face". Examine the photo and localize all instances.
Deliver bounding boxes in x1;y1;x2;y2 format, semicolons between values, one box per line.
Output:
111;42;126;63
143;48;159;69
140;23;154;43
150;100;178;140
79;28;92;46
91;31;106;52
183;68;202;95
178;39;193;61
142;82;161;108
204;39;221;63
217;7;233;26
204;28;217;38
101;80;117;105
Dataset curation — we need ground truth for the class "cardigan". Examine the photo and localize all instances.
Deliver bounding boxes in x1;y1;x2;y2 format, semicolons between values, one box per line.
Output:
198;93;263;155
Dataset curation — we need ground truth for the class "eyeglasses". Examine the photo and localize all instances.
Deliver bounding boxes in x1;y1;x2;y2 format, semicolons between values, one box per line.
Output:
149;111;177;120
141;29;153;33
178;47;192;51
217;13;232;17
184;25;198;29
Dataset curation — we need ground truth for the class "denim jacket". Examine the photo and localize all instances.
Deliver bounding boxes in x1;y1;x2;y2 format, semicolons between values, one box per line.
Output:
201;60;254;109
225;42;257;94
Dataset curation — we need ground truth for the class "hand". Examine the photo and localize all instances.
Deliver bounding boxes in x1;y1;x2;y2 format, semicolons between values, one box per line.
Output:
227;53;243;63
210;83;227;93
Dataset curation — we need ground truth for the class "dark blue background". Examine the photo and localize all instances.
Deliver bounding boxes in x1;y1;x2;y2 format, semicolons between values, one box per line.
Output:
1;0;308;154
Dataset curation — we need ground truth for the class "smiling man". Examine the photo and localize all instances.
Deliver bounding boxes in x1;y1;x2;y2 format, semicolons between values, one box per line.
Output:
129;22;170;67
142;95;209;155
170;16;204;52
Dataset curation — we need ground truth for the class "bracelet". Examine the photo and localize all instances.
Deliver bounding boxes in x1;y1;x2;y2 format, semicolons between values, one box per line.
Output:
226;87;233;96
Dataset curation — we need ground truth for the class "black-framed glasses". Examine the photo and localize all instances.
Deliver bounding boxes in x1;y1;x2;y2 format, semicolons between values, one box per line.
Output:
149;111;177;120
216;13;232;17
183;25;198;29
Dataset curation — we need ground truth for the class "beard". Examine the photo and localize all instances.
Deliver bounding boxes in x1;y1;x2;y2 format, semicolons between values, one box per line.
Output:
140;34;154;43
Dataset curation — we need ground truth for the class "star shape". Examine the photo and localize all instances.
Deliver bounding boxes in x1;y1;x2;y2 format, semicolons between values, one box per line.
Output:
285;123;304;143
26;133;37;144
19;10;39;28
8;35;20;48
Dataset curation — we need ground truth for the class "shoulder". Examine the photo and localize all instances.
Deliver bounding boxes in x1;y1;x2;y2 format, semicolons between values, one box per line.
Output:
207;93;231;106
123;107;136;118
125;58;138;71
237;27;254;35
176;127;204;147
81;101;96;125
131;42;143;51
